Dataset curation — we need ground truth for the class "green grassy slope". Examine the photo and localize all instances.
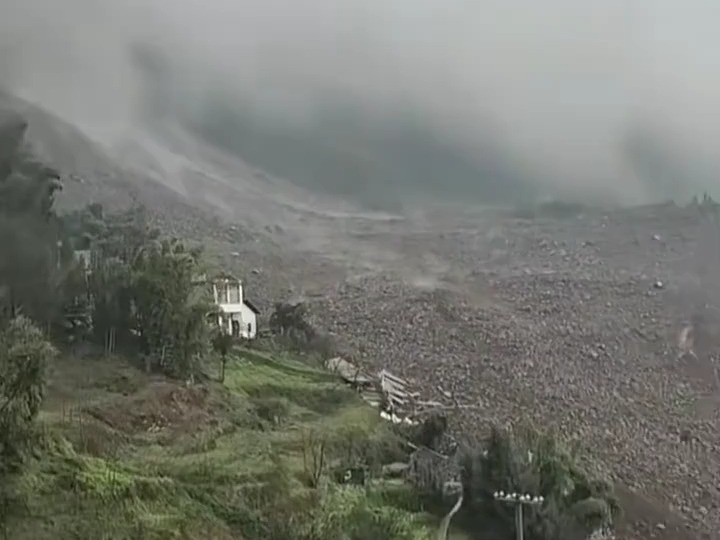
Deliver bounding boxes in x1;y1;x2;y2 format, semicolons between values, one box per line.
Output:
9;348;435;540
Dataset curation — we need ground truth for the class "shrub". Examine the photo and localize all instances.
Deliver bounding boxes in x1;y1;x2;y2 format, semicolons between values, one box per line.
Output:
330;411;410;476
250;396;291;425
300;485;432;540
407;412;447;450
459;424;620;540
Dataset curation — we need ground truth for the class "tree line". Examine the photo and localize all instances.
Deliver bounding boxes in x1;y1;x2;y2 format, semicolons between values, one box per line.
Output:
0;117;222;376
0;116;230;528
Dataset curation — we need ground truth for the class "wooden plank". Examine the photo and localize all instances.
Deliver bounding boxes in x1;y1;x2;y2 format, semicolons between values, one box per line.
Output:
379;369;409;387
380;377;409;394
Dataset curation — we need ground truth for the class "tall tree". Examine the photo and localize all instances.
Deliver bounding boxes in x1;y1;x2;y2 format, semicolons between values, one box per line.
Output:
0;115;63;327
64;205;216;372
0;316;55;532
89;257;132;354
269;301;318;346
65;204;156;352
212;330;234;383
0;316;54;472
459;425;619;540
131;239;213;377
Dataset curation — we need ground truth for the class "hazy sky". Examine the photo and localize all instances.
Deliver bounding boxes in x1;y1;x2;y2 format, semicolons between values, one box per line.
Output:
2;0;720;202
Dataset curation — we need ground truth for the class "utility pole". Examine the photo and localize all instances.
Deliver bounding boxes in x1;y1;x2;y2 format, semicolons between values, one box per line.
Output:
493;491;545;540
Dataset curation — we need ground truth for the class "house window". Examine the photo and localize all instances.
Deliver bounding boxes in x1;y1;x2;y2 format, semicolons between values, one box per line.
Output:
228;284;241;304
247;323;252;334
216;283;228;303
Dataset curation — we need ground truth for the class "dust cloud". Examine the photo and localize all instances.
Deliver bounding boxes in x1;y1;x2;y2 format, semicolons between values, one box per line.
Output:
2;0;720;206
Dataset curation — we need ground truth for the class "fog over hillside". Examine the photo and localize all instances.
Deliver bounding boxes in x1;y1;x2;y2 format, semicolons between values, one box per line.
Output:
2;0;720;209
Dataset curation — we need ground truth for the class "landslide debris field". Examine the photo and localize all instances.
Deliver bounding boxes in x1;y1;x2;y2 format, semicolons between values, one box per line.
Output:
7;91;720;537
301;201;720;539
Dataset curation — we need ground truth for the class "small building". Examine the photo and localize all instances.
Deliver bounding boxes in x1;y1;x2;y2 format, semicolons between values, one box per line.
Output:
211;273;260;339
73;249;92;275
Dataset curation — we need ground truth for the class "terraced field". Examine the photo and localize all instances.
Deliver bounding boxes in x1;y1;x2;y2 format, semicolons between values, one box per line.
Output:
10;347;438;540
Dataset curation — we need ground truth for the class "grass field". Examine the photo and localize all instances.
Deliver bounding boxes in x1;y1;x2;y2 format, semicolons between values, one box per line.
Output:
6;346;449;540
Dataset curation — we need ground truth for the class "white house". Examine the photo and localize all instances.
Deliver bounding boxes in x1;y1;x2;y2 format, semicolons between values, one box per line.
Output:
211;273;259;339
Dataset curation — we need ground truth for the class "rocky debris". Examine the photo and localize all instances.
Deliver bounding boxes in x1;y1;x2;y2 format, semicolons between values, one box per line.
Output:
305;205;720;539
111;187;718;538
40;108;716;537
16;80;716;537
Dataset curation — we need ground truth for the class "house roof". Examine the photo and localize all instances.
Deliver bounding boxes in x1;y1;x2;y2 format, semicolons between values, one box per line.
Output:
212;271;241;283
243;298;260;314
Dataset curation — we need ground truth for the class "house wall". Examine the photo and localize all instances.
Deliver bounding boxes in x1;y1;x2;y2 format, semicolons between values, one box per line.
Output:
218;305;257;339
238;303;257;339
218;302;245;313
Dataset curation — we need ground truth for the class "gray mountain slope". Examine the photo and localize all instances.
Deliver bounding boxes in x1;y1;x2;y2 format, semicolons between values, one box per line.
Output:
1;88;140;211
0;88;397;296
0;88;365;242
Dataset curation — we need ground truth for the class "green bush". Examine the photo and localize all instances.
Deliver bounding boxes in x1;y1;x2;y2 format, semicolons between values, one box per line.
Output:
459;424;620;540
300;485;432;540
244;383;355;413
371;481;425;514
250;396;292;425
404;412;448;450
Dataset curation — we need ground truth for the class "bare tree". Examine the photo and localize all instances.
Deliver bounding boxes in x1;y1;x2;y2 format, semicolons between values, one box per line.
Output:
301;428;327;488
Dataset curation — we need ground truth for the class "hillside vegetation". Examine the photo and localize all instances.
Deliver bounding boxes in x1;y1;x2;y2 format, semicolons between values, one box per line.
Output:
8;346;437;540
0;105;621;540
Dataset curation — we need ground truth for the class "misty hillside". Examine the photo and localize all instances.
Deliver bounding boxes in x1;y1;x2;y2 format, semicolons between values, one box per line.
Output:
0;87;354;231
127;42;541;210
5;33;719;227
180;95;542;210
623;122;720;201
131;42;720;210
0;88;140;211
0;85;415;284
5;1;720;213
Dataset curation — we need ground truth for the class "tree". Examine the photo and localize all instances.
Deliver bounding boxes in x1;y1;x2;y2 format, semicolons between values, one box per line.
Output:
0;316;55;531
458;425;619;540
410;412;448;451
269;302;312;338
63;204;217;374
0;315;53;471
0;113;60;218
269;301;337;358
65;205;158;353
212;330;234;383
0;115;64;328
0;112;25;182
89;256;133;354
57;262;94;344
130;239;213;377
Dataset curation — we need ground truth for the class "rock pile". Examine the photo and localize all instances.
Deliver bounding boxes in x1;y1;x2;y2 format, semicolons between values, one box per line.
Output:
308;206;720;538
